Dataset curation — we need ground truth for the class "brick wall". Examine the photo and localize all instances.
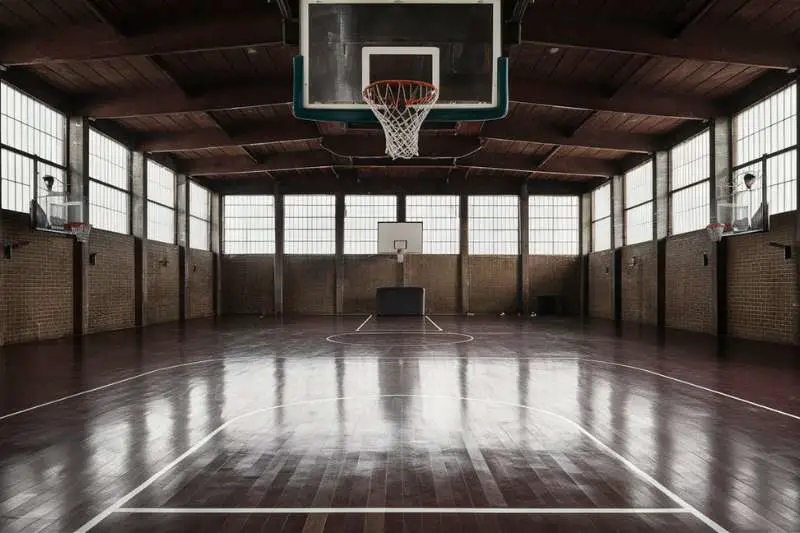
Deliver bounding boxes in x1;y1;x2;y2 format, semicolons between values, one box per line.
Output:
406;255;459;314
621;242;658;325
469;256;518;313
88;229;135;334
727;212;798;344
188;249;214;318
588;251;614;320
665;230;714;334
343;256;397;314
221;255;274;315
0;210;74;345
528;255;581;315
146;241;180;324
284;256;335;315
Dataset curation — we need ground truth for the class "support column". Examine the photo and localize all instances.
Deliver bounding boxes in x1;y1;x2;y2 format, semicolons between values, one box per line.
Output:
711;117;732;336
335;192;345;314
210;191;222;317
131;152;147;327
459;194;469;314
176;175;190;320
654;151;669;329
397;193;406;222
519;183;530;314
68;117;90;336
273;184;284;316
611;175;624;324
794;78;800;345
396;193;407;287
579;191;592;320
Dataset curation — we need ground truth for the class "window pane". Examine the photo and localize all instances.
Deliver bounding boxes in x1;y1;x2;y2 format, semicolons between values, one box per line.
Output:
528;195;579;255
89;129;129;190
189;181;210;220
147;160;175;207
406;195;460;254
671;181;709;235
344;195;397;254
671;130;710;190
625;160;653;207
468;195;518;255
284;194;336;254
625;203;653;245
223;195;275;254
592;182;611;220
147;202;175;244
90;181;129;234
592;217;611;252
734;83;797;165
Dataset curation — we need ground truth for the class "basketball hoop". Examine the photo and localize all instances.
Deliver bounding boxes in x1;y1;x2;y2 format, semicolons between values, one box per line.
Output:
64;222;91;243
396;248;406;264
363;79;439;159
705;223;725;243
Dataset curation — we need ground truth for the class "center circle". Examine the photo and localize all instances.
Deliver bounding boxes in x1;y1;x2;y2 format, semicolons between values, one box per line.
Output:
326;332;474;347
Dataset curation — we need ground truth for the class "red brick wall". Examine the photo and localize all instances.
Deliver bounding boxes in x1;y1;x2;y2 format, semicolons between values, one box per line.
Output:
146;241;180;324
588;251;614;320
727;211;798;344
529;255;581;315
88;229;135;334
406;255;459;314
343;256;397;314
284;256;336;315
469;256;518;313
0;210;74;345
221;255;274;315
621;242;658;325
188;249;214;319
665;230;714;334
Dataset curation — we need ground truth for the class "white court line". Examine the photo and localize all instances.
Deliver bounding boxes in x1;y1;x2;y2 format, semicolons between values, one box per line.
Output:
355;314;373;332
424;315;443;331
74;394;727;533
115;507;691;515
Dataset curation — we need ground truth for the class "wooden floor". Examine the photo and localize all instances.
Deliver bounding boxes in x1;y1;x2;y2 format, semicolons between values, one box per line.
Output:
0;316;799;533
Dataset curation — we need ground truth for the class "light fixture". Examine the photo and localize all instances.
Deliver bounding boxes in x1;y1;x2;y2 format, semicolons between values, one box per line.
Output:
548;47;560;54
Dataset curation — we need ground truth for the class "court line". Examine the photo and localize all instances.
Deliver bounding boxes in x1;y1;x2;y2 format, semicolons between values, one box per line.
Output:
355;314;373;332
75;394;727;533
424;315;443;331
115;507;691;515
326;332;474;347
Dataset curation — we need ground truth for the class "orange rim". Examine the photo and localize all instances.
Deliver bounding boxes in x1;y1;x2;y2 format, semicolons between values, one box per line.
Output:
363;79;438;106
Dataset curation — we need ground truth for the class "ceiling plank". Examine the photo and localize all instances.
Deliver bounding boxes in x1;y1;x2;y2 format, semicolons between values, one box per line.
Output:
322;136;483;158
521;14;799;69
140;123;319;152
0;14;283;66
482;121;657;152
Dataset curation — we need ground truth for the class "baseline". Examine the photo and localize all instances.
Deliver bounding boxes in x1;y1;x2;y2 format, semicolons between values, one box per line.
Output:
325;332;474;347
115;507;691;515
75;394;727;533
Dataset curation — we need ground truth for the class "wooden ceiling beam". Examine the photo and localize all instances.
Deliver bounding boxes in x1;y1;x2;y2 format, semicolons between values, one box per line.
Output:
0;14;283;66
140;124;319;152
521;14;799;69
482;122;657;152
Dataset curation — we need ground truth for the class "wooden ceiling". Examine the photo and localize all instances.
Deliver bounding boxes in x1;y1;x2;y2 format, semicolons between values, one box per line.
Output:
0;0;797;194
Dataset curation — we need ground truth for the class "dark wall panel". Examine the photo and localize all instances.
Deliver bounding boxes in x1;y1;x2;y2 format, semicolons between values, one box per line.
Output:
188;249;215;319
621;242;658;325
146;241;180;324
469;256;518;313
284;256;336;315
528;255;581;315
221;255;274;315
665;230;714;334
588;251;614;320
406;255;459;314
88;229;135;334
343;255;397;314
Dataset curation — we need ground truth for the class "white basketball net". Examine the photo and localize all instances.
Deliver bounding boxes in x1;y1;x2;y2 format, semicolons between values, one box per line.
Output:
363;80;439;159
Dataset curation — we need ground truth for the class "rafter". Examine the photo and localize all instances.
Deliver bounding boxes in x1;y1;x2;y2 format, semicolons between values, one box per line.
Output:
521;14;799;69
0;14;282;66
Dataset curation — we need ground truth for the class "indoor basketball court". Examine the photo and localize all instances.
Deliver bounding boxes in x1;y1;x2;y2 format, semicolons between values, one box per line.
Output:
0;0;799;532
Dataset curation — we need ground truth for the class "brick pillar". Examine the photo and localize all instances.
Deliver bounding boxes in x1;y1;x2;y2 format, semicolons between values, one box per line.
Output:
711;116;731;336
176;175;190;320
68;117;90;336
131;151;147;327
654;151;669;329
611;175;624;324
579;191;592;320
795;79;800;345
396;193;407;286
210;191;222;317
335;192;345;315
519;183;530;314
459;194;469;314
273;184;284;316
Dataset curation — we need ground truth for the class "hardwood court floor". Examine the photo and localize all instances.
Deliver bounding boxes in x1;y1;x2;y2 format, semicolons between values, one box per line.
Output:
0;315;799;532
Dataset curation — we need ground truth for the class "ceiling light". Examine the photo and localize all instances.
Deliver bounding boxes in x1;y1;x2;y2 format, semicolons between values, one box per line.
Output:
548;47;560;54
246;47;258;55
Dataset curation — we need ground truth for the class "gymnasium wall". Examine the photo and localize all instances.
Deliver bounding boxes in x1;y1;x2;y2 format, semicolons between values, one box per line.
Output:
284;256;336;315
621;242;658;325
588;251;614;320
146;241;180;324
406;255;459;314
220;255;274;315
88;230;136;334
664;230;715;334
468;256;519;314
0;211;73;345
188;249;215;318
528;255;581;315
343;256;397;314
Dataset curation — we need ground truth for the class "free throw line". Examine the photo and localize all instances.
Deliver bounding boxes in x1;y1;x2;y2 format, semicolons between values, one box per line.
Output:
115;507;691;515
424;315;443;331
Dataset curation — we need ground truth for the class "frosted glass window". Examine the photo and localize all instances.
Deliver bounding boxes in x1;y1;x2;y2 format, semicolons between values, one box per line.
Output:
224;195;275;254
189;181;211;250
344;195;397;254
529;195;579;255
468;195;518;255
592;183;611;251
89;129;130;233
146;160;175;244
406;195;460;254
624;161;653;245
284;195;336;255
670;131;710;235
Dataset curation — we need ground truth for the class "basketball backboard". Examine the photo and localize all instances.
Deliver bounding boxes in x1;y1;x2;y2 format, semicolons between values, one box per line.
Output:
378;222;423;254
30;171;85;235
715;164;769;237
293;0;508;123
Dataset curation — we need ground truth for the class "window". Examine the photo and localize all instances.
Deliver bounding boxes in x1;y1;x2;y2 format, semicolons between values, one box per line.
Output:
670;131;710;235
468;195;518;254
89;129;130;234
624;161;653;245
284;195;335;254
223;195;275;254
592;183;611;251
344;195;397;254
146;160;175;244
529;196;579;255
733;83;797;215
406;195;460;254
1;81;66;213
189;181;211;250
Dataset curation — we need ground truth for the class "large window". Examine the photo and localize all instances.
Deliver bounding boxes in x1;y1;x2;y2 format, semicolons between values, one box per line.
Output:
529;195;579;255
146;160;175;244
733;83;797;215
624;161;653;245
189;181;211;250
468;195;518;255
670;130;710;235
1;81;66;213
592;183;611;251
406;195;460;254
223;195;275;254
284;195;336;254
344;195;397;254
89;129;130;234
